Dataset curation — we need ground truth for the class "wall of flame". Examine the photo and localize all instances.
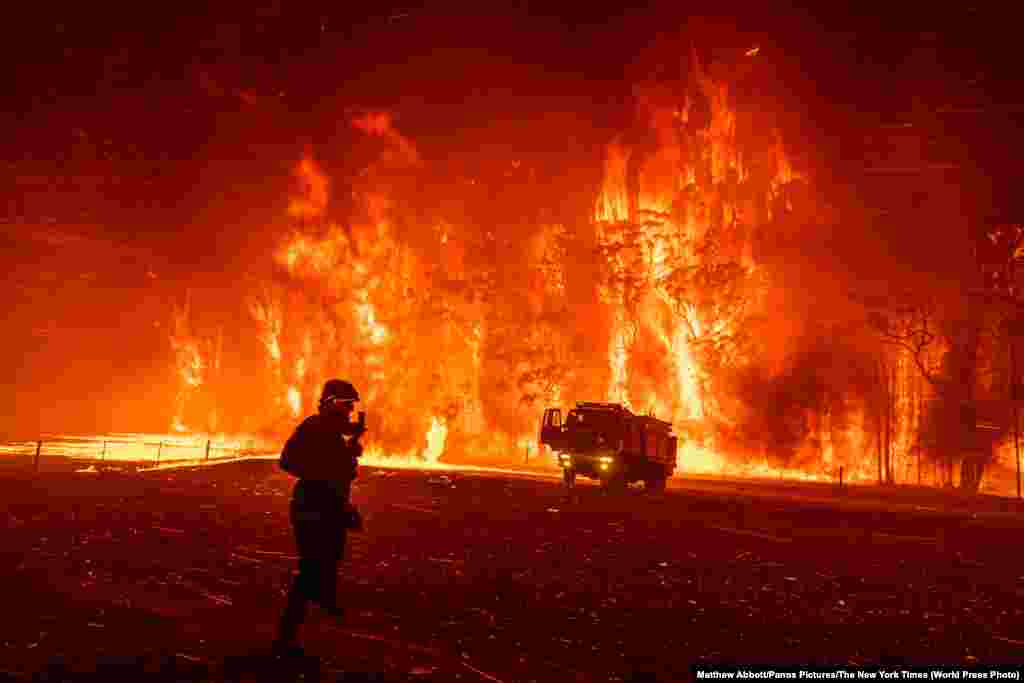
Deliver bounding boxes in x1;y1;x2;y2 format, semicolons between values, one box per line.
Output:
165;55;949;484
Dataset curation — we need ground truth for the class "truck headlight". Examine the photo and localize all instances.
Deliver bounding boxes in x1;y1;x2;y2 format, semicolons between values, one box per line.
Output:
599;463;609;470
598;456;613;463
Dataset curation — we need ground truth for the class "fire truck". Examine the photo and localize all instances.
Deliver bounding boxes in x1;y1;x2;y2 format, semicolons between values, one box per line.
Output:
538;402;678;492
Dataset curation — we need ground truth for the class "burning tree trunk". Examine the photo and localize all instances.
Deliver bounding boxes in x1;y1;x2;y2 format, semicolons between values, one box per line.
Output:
873;306;991;493
170;293;200;432
864;296;955;488
953;316;984;492
169;292;229;434
872;354;898;485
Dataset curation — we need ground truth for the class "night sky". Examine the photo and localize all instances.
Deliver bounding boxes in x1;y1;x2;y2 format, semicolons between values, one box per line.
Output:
3;1;1022;437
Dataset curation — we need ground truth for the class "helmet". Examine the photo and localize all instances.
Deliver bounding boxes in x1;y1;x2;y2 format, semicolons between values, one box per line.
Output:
320;379;360;405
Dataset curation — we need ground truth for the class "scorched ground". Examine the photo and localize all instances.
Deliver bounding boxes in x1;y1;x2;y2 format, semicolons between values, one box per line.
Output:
3;462;1024;681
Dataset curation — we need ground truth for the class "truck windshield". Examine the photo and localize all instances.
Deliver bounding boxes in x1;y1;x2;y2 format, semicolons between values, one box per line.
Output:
568;412;615;441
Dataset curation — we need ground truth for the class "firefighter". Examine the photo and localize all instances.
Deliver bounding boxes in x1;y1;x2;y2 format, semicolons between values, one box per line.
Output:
273;379;365;656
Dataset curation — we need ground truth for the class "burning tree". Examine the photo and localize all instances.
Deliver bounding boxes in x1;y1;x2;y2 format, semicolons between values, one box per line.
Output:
862;221;1024;493
167;36;869;479
169;293;224;434
591;41;821;476
725;324;877;474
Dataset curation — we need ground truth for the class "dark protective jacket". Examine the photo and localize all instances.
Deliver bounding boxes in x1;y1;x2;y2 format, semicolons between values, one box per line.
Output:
280;412;362;521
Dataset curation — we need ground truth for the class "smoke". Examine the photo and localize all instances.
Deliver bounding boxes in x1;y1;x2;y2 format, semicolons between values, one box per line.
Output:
723;324;878;466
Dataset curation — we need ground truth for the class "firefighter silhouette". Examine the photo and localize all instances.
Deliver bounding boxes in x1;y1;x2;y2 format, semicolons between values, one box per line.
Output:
273;379;365;656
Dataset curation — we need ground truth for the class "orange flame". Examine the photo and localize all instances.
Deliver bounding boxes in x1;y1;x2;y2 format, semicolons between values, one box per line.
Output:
169;296;205;432
287;157;329;221
592;53;801;474
164;57;841;483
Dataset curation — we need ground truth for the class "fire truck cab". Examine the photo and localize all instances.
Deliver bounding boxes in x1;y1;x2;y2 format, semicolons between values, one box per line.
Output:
539;402;677;492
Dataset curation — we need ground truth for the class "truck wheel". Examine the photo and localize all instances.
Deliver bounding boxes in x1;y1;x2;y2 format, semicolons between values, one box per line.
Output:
563;469;576;488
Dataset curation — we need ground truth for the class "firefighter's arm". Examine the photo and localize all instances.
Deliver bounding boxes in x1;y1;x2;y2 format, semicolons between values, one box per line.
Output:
279;421;310;477
343;440;362;481
340;441;363;529
280;420;340;480
341;420;367;440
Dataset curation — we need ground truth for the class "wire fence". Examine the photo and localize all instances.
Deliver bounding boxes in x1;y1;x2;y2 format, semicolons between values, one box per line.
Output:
0;434;277;473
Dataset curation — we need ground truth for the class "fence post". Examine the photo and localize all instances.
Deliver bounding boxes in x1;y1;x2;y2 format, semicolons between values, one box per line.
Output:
156;442;163;466
34;440;42;473
205;440;211;461
101;441;107;462
839;466;844;490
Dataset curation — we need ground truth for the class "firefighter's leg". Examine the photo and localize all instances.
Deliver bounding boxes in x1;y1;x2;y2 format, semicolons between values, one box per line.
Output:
275;516;321;649
274;575;308;651
292;518;324;602
275;524;312;651
312;528;347;612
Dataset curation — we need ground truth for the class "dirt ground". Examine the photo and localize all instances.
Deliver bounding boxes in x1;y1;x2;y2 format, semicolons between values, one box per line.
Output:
2;460;1024;681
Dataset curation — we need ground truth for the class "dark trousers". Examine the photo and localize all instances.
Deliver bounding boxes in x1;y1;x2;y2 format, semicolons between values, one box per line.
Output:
277;508;347;645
